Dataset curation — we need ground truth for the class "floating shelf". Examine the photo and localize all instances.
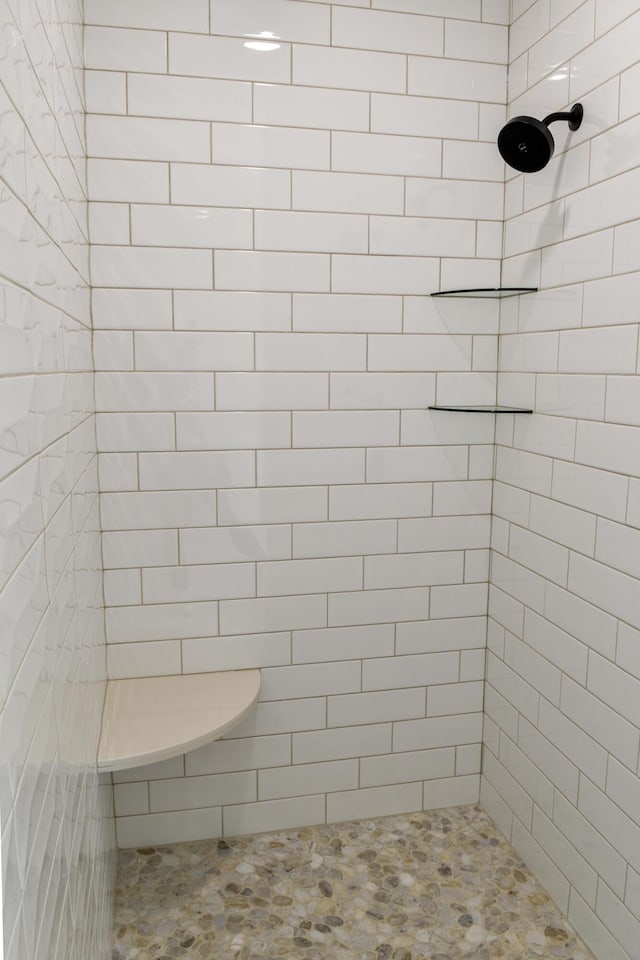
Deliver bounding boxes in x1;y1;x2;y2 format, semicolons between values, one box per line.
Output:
431;287;538;299
429;405;533;414
98;669;261;773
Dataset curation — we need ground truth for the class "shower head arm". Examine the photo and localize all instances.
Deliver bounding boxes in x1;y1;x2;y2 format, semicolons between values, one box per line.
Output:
542;103;583;131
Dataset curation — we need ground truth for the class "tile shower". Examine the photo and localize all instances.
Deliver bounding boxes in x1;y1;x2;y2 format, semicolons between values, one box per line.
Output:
2;1;640;959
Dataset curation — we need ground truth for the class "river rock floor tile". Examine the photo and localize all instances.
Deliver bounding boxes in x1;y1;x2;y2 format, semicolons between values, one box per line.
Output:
112;803;595;960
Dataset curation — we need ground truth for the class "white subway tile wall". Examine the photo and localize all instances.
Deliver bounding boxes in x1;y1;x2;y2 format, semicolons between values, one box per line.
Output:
483;3;640;960
85;0;507;847
0;3;113;960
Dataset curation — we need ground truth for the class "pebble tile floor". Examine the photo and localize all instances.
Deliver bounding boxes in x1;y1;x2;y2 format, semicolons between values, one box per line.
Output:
113;804;595;960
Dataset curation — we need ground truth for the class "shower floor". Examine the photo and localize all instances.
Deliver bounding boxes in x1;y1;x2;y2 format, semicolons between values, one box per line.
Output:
112;803;595;960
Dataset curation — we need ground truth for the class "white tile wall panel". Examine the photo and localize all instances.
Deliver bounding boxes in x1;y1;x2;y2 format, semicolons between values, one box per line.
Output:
292;725;392;764
1;3;113;959
257;556;362;596
180;524;291;565
293;171;404;215
333;6;443;56
92;246;213;289
212;123;330;171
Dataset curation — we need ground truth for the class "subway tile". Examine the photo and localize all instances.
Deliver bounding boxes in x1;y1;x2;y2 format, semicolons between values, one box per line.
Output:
254;83;369;131
255;211;368;254
427;681;483;717
331;132;441;178
87;115;211;163
258;760;358;801
131;205;252;250
84;0;209;31
328;688;425;728
177;412;290;450
328;587;429;627
409;57;505;103
257;557;362;597
101;491;216;531
95;372;213;412
394;713;483;752
396;617;486;655
116;809;222;848
216;373;328;411
445;19;507;62
406;178;503;220
88;202;129;245
371;94;478;139
330;373;435;409
293;519;396;559
129;73;252;124
326;782;423;823
218;487;327;526
91;246;213;290
588;651;640;728
142;562;254;604
293;624;394;664
293;411;398;447
138;451;255;490
211;0;331;44
216;252;330;293
149;772;256;812
366;446;469;483
84;26;167;73
169;33;291;83
293;171;404;215
85;70;127;114
92;289;173;330
182;632;291;672
371;217;475;258
228;698;326;738
171;163;290;208
360;747;453;787
135;331;253;372
332;255;439;295
174;291;291;332
333;7;443;56
398;515;491;552
102;530;178;569
430;583;488;619
293;44;406;93
213;123;330;170
106;640;182;679
364;551;463;590
223;796;326;838
292;724;392;764
181;525;291;565
329;482;431;522
258;448;364;486
219;594;327;635
551;460;628;523
186;734;291;775
294;294;401;333
260;661;361;701
256;333;366;371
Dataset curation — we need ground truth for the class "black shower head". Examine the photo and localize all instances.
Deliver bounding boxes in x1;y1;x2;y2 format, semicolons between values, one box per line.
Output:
497;103;583;173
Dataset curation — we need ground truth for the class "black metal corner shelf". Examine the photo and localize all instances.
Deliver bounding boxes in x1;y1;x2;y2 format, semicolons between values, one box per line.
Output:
431;287;538;299
429;405;533;414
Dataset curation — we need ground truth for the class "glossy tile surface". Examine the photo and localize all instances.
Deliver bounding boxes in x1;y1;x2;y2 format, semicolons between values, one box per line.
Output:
112;804;595;960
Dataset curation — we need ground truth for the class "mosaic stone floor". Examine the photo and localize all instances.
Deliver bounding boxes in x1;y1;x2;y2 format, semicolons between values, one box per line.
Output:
112;804;595;960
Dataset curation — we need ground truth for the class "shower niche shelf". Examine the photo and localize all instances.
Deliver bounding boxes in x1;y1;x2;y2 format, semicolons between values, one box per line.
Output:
431;287;538;298
98;669;261;772
429;404;533;414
